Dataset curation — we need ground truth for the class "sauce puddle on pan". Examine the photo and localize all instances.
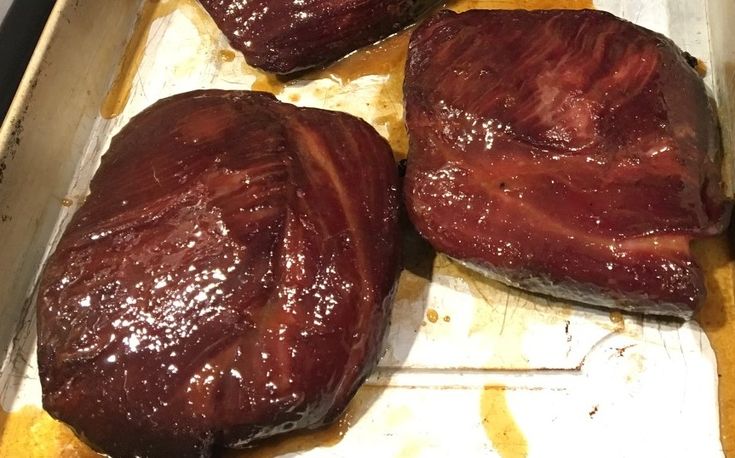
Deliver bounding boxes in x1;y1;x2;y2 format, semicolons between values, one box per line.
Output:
250;31;411;159
481;386;528;458
0;386;384;457
0;406;102;457
100;0;175;119
693;236;735;455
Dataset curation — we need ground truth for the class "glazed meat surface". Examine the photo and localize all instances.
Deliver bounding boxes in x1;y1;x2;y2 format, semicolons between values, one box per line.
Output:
404;10;731;317
37;90;400;457
199;0;440;74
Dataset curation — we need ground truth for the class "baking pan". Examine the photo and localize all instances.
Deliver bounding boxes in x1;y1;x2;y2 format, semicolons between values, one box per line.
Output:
0;0;733;456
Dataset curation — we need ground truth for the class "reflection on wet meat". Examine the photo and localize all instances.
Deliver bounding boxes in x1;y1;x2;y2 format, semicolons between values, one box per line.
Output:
198;0;441;74
403;9;731;319
37;90;400;457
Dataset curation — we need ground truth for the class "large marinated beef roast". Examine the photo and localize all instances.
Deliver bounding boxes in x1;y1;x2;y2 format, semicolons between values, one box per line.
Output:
403;9;731;318
37;90;400;457
198;0;440;74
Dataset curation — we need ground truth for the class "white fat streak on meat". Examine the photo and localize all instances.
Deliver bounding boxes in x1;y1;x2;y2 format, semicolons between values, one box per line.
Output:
287;120;373;309
284;115;391;406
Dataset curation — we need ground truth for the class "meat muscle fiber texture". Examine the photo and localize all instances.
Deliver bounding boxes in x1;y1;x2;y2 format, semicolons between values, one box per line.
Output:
37;90;400;457
404;9;731;318
198;0;441;74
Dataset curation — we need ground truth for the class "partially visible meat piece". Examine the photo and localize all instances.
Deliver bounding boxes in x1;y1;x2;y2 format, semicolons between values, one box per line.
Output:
199;0;440;74
37;90;400;457
404;9;731;318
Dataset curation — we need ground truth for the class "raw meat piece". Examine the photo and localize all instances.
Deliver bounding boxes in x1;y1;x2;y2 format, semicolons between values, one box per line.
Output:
403;9;731;318
37;90;400;457
198;0;440;74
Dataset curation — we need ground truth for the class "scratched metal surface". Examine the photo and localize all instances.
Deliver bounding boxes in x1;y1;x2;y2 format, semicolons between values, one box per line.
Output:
0;0;731;457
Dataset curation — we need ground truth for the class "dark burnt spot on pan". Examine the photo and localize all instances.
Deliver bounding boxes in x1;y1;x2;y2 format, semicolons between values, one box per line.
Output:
682;51;698;68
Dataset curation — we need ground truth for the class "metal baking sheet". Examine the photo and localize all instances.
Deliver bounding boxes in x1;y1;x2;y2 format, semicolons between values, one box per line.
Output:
0;0;733;456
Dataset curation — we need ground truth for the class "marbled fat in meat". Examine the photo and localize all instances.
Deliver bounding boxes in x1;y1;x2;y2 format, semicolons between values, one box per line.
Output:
199;0;441;74
37;90;400;457
404;10;731;317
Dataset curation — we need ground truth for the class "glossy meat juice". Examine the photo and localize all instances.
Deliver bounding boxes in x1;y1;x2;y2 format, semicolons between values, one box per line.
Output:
36;90;401;457
198;0;441;74
404;10;731;317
